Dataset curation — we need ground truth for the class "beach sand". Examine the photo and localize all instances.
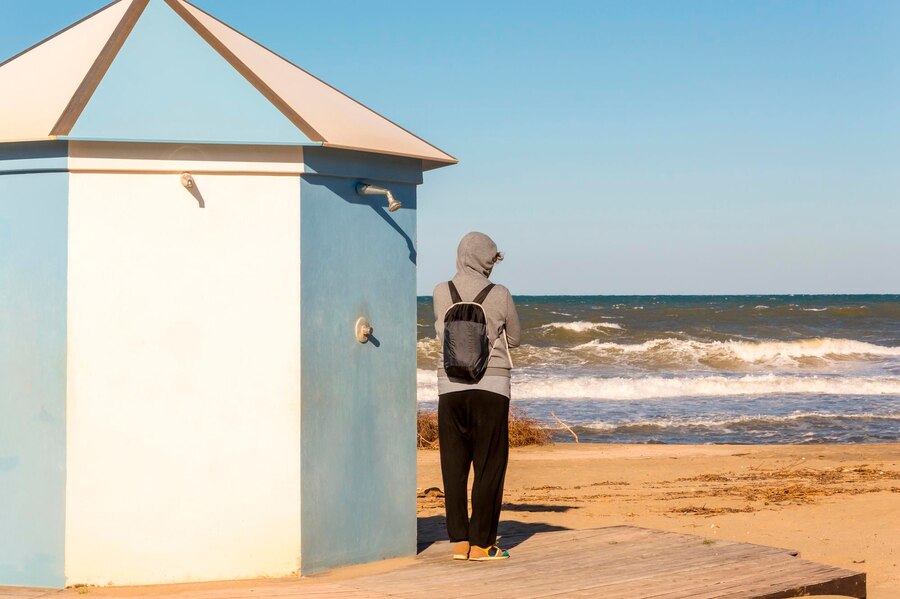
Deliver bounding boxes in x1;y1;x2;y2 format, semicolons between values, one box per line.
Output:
418;442;900;598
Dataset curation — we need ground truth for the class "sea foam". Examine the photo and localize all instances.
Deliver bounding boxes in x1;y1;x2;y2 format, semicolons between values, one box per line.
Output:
418;336;900;371
573;337;900;368
574;411;900;431
416;369;900;401
576;412;900;432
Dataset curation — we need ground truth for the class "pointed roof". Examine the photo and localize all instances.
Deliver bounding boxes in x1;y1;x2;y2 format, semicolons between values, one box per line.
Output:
0;0;456;168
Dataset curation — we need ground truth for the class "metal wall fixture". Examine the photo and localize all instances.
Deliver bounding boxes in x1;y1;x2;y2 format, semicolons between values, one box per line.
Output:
356;182;401;212
180;172;205;207
355;317;374;343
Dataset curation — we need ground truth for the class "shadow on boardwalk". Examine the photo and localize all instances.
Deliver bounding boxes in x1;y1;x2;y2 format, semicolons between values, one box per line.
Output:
417;510;571;554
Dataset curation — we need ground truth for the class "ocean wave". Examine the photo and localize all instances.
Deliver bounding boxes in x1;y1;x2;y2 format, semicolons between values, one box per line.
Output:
415;369;900;401
417;337;440;361
417;338;590;369
418;337;581;364
418;336;900;371
569;412;900;431
541;321;624;332
573;337;900;369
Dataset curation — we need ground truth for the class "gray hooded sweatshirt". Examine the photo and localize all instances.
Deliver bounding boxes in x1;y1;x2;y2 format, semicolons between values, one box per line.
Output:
432;232;521;398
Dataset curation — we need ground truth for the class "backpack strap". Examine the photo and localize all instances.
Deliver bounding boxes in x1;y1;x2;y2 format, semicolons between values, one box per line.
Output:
448;281;495;304
447;280;462;304
473;283;496;305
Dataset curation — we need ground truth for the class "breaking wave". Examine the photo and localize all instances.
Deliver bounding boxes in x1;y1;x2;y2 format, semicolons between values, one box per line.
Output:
418;336;900;371
417;337;440;359
416;369;900;401
571;412;900;431
573;337;900;370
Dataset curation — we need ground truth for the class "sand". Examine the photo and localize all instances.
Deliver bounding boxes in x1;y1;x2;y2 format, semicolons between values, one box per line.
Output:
417;442;900;598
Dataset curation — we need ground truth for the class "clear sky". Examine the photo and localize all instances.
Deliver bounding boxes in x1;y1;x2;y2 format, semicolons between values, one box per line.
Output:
3;1;897;294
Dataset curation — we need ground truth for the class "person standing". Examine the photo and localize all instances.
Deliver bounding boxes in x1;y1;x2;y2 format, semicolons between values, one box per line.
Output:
432;231;521;561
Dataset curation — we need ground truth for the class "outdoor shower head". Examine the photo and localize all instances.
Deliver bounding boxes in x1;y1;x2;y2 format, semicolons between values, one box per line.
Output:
356;182;402;212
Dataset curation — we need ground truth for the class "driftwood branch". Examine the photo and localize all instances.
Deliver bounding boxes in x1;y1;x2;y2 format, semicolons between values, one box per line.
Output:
418;433;439;449
551;411;579;443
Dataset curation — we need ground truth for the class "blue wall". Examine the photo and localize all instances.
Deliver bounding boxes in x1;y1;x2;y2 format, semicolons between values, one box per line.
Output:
0;168;68;587
300;152;419;573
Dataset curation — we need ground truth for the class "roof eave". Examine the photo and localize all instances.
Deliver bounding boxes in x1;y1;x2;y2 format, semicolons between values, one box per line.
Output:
321;142;458;169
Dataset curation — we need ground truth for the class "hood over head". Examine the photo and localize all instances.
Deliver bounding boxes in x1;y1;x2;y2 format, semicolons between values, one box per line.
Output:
456;231;499;278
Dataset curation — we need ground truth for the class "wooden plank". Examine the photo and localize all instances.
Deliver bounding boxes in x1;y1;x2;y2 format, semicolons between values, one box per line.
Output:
87;583;391;599
543;552;850;599
515;546;784;599
617;557;836;599
3;526;863;599
377;529;649;588
0;589;56;599
415;526;671;568
639;554;865;599
358;536;767;599
714;570;866;599
463;539;754;598
524;546;858;599
469;540;757;594
510;535;782;586
392;528;861;599
352;530;692;595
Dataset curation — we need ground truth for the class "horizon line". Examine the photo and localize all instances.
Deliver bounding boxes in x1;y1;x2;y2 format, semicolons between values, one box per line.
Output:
415;292;900;298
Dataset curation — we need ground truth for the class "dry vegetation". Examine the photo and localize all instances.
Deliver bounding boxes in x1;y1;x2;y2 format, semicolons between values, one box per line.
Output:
413;460;899;517
417;411;440;449
669;505;756;517
417;406;551;449
509;406;553;447
662;464;900;507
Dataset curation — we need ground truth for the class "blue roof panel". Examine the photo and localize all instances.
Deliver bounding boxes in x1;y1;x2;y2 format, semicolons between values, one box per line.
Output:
70;0;309;145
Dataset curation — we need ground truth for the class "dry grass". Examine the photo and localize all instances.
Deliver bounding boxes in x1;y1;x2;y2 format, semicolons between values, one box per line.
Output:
417;406;551;449
665;464;900;507
669;505;756;517
509;406;553;447
574;481;631;488
417;411;440;449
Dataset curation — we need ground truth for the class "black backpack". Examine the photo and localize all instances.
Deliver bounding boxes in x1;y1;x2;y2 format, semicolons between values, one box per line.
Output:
442;281;496;382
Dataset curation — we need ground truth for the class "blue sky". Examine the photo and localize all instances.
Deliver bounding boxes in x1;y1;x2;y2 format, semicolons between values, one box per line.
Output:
3;1;897;294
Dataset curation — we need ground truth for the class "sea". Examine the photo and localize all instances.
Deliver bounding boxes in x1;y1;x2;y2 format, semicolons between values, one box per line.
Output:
417;295;900;445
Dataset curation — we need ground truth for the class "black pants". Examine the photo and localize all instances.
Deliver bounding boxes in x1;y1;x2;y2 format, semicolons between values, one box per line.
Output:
438;389;510;548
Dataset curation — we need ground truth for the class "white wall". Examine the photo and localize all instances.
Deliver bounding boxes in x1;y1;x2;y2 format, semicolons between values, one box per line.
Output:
66;170;301;585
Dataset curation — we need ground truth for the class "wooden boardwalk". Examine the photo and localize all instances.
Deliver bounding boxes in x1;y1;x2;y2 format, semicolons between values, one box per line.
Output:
1;526;865;599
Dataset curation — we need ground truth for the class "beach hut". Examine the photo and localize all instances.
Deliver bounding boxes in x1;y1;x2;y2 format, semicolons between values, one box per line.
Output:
0;0;455;588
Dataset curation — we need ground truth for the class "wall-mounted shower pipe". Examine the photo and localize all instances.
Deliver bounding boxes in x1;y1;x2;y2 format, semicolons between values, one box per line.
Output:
356;183;402;212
